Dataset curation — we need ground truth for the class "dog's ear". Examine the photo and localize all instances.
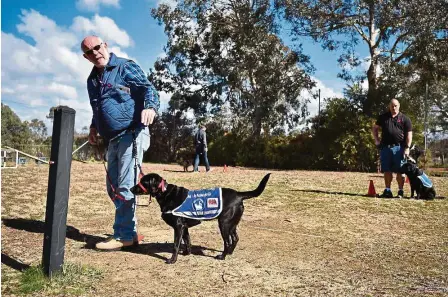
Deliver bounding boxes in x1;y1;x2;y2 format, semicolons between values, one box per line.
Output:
146;174;166;196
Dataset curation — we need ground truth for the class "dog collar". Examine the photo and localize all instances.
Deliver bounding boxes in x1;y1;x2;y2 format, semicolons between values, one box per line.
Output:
158;179;166;193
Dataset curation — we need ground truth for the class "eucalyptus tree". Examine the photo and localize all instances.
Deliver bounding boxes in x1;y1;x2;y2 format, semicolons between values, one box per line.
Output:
1;103;33;148
276;0;447;115
150;0;315;136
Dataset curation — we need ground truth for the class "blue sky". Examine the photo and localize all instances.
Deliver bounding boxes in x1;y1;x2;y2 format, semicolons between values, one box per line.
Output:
1;0;359;132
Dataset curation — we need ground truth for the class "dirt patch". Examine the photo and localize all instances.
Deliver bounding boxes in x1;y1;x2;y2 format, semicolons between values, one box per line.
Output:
2;163;448;296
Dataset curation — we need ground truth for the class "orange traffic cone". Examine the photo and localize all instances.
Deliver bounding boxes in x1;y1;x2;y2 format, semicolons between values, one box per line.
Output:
223;164;228;172
367;180;377;197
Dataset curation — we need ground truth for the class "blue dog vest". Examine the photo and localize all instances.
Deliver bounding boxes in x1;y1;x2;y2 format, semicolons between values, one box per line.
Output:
417;173;433;188
170;188;223;220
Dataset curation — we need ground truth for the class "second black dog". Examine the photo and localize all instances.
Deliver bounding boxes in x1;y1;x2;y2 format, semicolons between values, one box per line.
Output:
130;173;270;264
401;158;436;200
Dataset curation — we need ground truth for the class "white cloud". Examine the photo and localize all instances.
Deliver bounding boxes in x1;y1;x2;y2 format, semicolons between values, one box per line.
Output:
156;0;177;9
1;9;133;133
71;15;132;47
47;83;78;100
303;77;344;117
1;87;15;94
2;32;50;74
76;0;120;12
108;46;131;59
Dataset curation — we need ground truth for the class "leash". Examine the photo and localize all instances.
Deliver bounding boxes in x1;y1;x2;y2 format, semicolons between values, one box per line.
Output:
101;129;148;204
103;161;128;203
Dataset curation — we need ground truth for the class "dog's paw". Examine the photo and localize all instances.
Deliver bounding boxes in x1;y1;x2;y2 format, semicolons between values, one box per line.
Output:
165;258;177;264
215;254;226;260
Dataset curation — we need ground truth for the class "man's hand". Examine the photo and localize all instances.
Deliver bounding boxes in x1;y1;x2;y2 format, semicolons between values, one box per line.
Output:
404;147;410;157
204;147;208;152
141;108;156;126
89;128;98;145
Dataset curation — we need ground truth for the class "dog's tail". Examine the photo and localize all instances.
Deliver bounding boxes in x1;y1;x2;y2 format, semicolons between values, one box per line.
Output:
239;173;271;200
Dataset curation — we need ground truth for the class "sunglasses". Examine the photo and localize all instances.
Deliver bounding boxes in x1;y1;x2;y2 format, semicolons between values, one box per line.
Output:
84;43;103;55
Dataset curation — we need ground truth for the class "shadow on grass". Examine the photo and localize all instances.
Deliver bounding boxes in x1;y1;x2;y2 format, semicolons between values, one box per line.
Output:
369;175;384;178
1;253;30;272
163;169;192;173
2;218;222;262
123;242;220;262
293;189;372;198
2;218;104;249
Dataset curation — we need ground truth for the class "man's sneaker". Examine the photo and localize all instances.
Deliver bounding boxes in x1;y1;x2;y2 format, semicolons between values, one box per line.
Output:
379;189;393;198
206;168;213;173
396;190;404;198
95;237;133;251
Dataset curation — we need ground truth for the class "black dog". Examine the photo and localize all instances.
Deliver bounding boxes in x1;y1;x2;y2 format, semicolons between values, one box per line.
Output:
130;173;270;264
176;150;194;172
401;158;436;200
180;158;193;172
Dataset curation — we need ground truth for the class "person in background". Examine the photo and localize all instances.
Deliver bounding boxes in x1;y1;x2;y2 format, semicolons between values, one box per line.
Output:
193;125;211;173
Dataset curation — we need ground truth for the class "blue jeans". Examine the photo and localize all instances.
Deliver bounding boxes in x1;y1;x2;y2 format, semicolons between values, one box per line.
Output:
380;145;404;173
194;151;210;172
106;127;150;241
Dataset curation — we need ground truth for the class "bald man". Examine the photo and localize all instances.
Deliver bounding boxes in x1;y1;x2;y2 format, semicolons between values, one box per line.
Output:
82;36;160;250
372;99;413;198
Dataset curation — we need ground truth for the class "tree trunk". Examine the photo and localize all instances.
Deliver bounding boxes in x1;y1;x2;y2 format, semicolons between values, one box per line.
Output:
364;60;379;116
363;2;380;116
252;107;262;137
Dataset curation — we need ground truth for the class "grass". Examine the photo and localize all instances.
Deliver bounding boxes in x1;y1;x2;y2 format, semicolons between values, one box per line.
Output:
2;163;448;297
15;263;102;296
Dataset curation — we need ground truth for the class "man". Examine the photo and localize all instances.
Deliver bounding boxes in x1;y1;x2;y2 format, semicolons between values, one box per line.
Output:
193;125;211;172
372;99;412;198
82;36;159;250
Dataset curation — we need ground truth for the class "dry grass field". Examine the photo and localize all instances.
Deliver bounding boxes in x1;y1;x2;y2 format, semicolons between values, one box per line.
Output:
2;162;448;296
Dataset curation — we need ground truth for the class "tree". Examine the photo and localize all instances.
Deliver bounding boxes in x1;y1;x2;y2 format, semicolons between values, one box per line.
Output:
1;104;33;148
25;119;48;143
407;33;448;132
147;102;196;163
304;95;378;171
81;126;89;135
150;0;315;136
276;0;447;115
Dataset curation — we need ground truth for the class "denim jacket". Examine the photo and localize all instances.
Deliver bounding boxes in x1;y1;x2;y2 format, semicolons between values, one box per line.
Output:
87;53;159;140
